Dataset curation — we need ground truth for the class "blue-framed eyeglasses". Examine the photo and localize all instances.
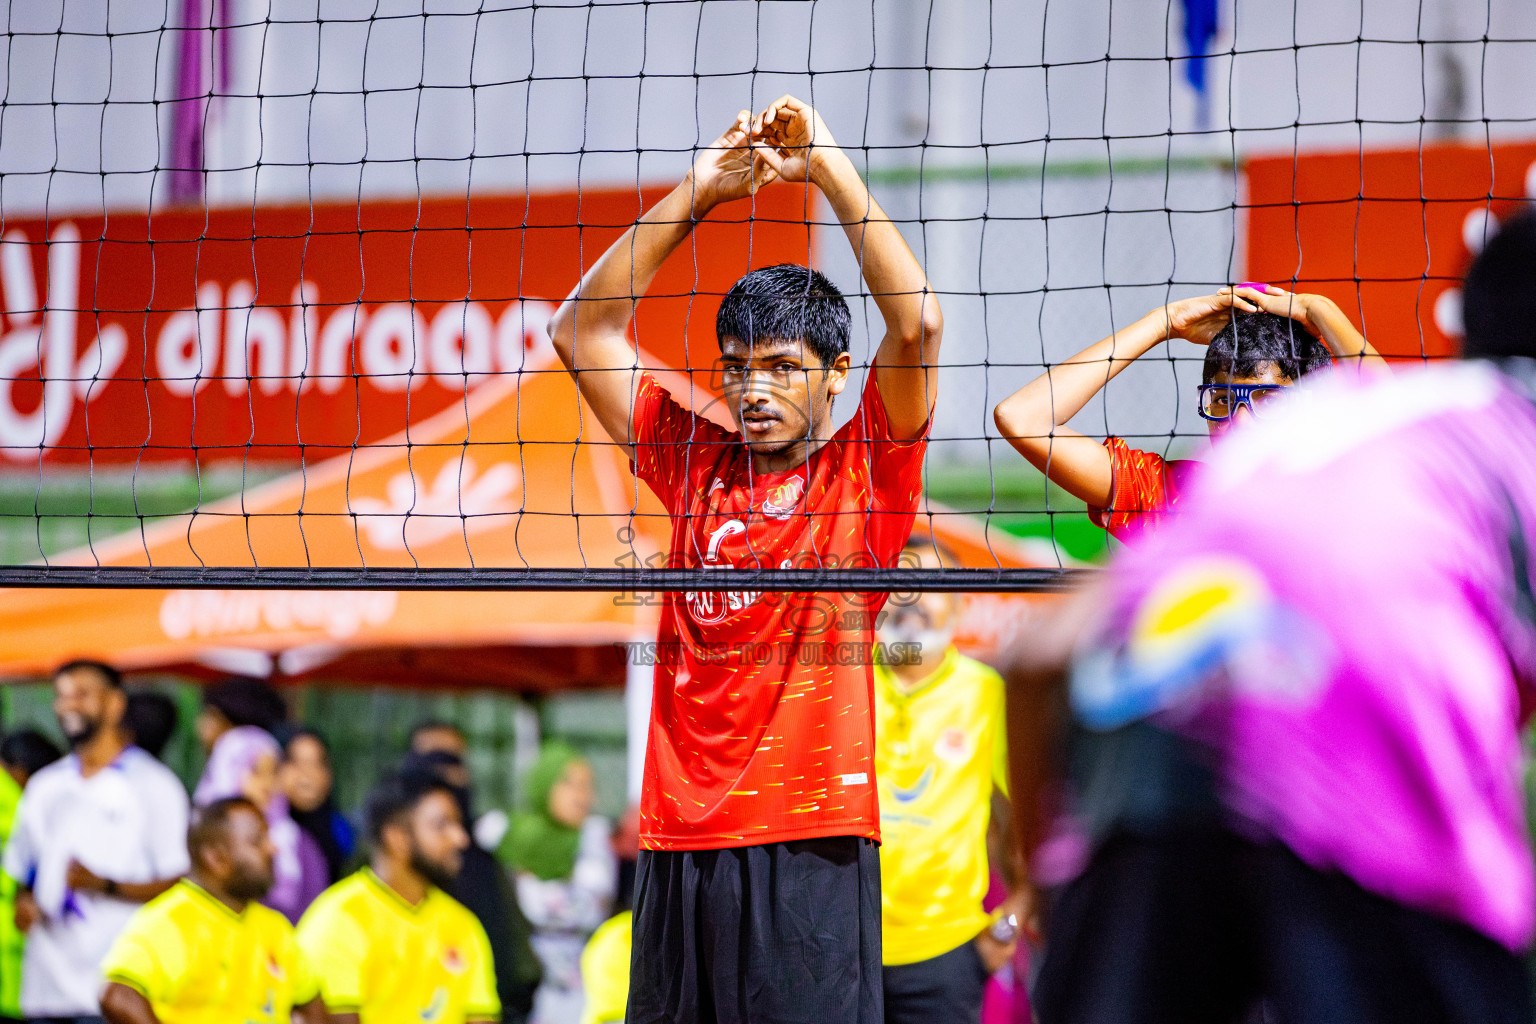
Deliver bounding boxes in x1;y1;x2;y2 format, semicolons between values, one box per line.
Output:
1197;383;1290;422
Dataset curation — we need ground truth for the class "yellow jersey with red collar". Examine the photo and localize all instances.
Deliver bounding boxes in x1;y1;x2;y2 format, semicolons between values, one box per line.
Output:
875;647;1008;965
296;869;499;1024
100;879;317;1024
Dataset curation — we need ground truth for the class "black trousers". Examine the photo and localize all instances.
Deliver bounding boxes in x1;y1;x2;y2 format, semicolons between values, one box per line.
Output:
1034;827;1534;1024
628;836;883;1024
882;939;990;1024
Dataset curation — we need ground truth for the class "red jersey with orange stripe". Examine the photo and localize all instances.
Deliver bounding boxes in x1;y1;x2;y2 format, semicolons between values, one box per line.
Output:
1087;436;1197;541
630;367;928;851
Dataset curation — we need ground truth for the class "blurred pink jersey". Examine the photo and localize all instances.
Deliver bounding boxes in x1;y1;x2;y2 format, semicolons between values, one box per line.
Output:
1081;361;1536;951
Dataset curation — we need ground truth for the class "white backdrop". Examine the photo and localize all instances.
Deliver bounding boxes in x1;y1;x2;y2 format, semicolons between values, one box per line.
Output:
2;0;1533;457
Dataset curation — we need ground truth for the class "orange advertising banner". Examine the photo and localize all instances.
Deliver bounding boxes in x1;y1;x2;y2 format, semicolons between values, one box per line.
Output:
1245;141;1536;360
0;186;810;463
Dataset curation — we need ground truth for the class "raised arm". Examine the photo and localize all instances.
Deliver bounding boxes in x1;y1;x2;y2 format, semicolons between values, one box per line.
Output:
993;293;1256;508
1231;285;1387;372
547;114;775;456
752;96;942;440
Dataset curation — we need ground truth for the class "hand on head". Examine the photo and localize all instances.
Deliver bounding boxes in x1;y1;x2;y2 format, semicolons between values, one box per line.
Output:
1157;291;1261;346
1222;283;1334;339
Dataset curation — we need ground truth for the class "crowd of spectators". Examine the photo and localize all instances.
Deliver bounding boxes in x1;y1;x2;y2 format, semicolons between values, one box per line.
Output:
0;600;1017;1024
0;664;623;1024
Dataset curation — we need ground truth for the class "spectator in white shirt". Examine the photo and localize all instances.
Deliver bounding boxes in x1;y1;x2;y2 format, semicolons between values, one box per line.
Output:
3;661;189;1024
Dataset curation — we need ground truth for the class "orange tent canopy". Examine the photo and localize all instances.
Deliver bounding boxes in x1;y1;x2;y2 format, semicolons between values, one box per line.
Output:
0;359;1053;688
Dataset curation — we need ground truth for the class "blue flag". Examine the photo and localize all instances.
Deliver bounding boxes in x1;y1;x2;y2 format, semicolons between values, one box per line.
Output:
1183;0;1219;94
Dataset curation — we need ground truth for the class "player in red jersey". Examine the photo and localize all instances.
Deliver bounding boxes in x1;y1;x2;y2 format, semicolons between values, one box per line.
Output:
549;95;942;1024
993;288;1384;540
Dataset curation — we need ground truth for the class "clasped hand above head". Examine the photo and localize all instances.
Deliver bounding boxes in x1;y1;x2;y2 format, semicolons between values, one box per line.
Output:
1139;285;1380;362
684;95;848;215
551;94;938;456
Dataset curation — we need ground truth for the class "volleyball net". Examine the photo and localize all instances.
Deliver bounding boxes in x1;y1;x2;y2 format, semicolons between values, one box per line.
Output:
0;0;1530;593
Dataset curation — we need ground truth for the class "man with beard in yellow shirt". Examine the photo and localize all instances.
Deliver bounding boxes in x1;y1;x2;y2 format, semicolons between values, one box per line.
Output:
99;796;326;1024
298;770;499;1024
875;538;1029;1023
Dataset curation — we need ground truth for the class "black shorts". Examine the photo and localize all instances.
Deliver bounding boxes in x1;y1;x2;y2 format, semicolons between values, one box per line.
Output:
1034;827;1534;1024
627;835;882;1024
882;940;990;1024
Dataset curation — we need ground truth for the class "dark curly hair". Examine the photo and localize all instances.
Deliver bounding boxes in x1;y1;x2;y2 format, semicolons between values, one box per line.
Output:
1202;310;1333;384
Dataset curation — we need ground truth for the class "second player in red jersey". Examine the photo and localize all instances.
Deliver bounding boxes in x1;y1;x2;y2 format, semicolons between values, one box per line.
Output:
993;287;1384;541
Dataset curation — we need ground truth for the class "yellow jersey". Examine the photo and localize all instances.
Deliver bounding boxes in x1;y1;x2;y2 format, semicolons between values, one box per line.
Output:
296;869;499;1024
875;647;1009;965
100;879;318;1024
579;911;632;1024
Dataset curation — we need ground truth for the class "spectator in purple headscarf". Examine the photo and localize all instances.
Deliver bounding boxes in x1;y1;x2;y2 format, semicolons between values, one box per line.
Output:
193;726;327;922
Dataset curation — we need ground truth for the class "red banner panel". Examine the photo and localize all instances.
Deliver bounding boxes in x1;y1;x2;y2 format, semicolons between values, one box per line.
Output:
1245;142;1536;361
0;187;810;463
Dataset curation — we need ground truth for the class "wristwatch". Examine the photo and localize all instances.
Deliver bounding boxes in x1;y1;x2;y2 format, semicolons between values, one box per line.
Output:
988;912;1018;944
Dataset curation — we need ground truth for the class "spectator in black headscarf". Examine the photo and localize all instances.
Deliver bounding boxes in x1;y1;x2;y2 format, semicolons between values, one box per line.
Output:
195;677;286;752
123;690;179;760
402;741;543;1024
275;725;356;884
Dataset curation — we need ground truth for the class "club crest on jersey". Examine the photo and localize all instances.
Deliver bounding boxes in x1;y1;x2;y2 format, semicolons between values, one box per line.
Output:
933;727;972;765
762;476;806;520
441;946;467;974
264;954;284;980
684;519;763;625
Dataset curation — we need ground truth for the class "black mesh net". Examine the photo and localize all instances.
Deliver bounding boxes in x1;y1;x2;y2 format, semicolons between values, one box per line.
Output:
0;1;1527;594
